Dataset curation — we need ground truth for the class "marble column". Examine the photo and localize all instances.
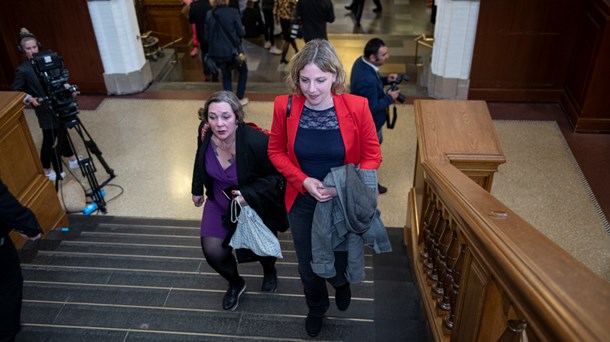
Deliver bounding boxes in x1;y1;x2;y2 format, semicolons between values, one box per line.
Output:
427;0;480;99
87;0;152;95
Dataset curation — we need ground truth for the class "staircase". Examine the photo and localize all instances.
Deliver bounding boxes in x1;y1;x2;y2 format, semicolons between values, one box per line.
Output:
18;215;426;341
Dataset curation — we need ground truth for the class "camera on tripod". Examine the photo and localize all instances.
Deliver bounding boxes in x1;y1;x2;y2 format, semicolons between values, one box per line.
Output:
30;50;116;214
31;50;79;127
388;73;410;103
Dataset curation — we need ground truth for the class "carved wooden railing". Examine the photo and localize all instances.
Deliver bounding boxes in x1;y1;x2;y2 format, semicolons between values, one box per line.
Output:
406;100;610;341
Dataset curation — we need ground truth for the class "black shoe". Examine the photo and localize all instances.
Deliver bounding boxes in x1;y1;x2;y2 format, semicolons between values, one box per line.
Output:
345;5;353;10
335;283;351;311
305;314;323;337
378;183;388;194
373;7;382;13
261;272;278;293
222;279;246;311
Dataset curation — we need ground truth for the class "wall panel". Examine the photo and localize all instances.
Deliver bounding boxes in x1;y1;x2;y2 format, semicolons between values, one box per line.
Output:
562;0;610;132
0;0;106;93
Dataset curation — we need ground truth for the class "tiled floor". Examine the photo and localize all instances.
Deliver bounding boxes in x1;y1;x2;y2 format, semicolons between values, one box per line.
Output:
161;0;434;97
76;0;610;224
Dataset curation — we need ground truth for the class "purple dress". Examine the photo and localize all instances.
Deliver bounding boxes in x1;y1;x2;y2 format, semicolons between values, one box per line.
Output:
200;144;238;238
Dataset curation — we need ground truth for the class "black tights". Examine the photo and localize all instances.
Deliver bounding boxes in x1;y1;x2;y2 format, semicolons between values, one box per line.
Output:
200;237;277;286
41;128;74;169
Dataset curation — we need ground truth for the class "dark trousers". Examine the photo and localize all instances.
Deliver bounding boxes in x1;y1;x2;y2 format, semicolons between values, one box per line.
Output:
216;58;248;100
353;0;365;23
262;8;275;45
288;194;348;317
197;42;213;77
41;128;74;169
0;237;23;341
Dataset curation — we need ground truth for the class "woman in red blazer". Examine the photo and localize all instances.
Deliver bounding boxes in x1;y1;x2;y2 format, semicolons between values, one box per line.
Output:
268;39;382;337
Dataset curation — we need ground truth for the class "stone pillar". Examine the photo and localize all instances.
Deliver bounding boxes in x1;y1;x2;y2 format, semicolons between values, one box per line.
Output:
87;0;152;95
427;0;480;99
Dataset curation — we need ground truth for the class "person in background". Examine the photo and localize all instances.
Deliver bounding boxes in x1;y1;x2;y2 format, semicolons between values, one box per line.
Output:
12;28;79;182
345;0;381;13
189;0;216;81
0;179;42;342
349;37;400;194
261;0;282;55
348;0;365;26
182;0;200;57
205;0;250;106
268;39;381;337
192;91;288;311
274;0;299;65
294;0;335;42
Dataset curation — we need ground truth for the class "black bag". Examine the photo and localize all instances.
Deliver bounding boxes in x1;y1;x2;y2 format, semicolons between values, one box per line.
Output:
290;19;302;39
241;6;264;38
235;248;262;263
203;54;218;76
290;3;303;40
289;22;302;39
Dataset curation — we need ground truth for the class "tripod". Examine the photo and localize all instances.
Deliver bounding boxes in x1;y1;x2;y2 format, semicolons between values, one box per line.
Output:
52;116;116;214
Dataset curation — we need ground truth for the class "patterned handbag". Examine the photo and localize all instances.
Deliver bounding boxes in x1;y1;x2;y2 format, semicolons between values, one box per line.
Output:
229;199;283;258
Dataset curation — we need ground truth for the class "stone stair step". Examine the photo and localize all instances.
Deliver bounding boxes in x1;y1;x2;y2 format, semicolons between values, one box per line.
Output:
21;300;374;340
19;215;410;340
23;281;373;319
47;240;373;267
21;264;374;299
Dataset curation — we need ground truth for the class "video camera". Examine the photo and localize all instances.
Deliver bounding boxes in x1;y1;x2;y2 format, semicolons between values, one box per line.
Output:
31;50;79;127
388;73;410;103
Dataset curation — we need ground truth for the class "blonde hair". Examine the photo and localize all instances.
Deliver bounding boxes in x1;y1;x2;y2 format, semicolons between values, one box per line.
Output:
18;27;38;48
285;39;347;95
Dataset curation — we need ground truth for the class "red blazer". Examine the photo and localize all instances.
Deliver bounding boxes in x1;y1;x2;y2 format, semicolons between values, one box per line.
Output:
268;93;382;211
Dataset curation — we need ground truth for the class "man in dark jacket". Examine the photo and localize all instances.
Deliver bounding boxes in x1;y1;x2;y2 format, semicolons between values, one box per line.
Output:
295;0;335;42
0;180;42;341
350;38;400;194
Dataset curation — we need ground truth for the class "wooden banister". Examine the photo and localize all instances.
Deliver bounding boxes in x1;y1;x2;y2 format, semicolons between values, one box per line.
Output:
0;92;68;248
407;100;610;341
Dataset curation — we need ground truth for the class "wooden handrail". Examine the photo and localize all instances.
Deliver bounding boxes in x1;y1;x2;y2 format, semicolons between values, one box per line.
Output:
407;100;610;341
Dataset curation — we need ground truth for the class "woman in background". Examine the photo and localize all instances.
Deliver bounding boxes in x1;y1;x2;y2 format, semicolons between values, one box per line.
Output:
12;28;79;181
274;0;299;65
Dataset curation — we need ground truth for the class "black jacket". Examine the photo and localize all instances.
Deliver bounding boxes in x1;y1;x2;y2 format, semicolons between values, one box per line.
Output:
191;122;288;233
0;180;41;240
12;60;58;129
189;0;213;46
295;0;335;42
204;6;245;59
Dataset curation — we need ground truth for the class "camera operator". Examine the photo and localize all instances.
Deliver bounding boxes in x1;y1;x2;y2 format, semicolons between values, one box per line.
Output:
349;37;401;194
11;28;79;182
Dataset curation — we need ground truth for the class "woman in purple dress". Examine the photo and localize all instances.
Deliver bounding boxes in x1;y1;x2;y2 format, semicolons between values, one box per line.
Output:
191;91;288;311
